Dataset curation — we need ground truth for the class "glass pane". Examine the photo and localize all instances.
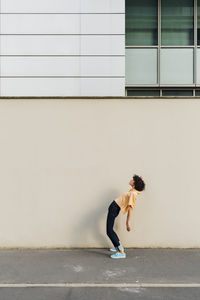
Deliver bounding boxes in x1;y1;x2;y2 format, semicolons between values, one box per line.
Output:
161;0;194;46
162;90;193;96
198;0;200;44
195;90;200;96
126;48;158;84
126;0;158;46
160;48;193;84
127;90;160;96
195;49;200;83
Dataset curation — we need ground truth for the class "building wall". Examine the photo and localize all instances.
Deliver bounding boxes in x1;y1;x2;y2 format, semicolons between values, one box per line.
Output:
1;0;125;96
0;98;200;248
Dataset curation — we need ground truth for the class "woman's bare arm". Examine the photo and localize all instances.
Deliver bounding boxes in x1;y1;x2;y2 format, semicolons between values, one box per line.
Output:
126;207;133;231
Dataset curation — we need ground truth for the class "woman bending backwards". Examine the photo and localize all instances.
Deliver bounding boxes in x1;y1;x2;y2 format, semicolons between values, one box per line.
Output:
106;174;145;259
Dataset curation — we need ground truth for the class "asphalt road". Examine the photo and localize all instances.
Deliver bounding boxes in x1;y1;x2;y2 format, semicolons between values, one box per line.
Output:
0;248;199;299
0;287;200;300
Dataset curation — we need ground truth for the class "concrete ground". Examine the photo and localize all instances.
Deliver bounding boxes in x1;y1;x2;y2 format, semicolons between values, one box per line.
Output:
0;248;200;299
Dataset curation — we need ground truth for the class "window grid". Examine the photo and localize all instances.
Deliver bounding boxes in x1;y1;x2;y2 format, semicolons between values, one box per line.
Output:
126;88;200;97
126;0;200;89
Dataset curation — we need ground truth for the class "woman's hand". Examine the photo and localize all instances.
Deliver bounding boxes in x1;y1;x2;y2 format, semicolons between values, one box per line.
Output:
126;223;131;231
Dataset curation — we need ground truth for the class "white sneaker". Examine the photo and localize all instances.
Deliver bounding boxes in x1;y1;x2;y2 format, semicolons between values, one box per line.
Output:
109;247;117;252
111;251;126;259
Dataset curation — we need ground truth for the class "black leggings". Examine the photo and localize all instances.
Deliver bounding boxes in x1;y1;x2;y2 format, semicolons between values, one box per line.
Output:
106;200;121;248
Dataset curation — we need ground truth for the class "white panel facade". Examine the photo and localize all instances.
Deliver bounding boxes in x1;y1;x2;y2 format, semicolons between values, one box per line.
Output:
1;57;125;77
1;15;124;34
1;78;125;96
80;14;124;35
81;0;125;13
80;78;125;96
2;0;124;13
2;0;80;13
1;35;125;55
0;1;125;96
81;36;125;56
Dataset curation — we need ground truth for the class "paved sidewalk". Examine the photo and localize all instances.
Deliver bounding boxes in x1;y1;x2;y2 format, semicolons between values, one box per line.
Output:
0;248;200;299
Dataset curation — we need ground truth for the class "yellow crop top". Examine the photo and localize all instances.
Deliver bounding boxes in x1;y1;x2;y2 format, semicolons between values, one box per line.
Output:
114;188;140;214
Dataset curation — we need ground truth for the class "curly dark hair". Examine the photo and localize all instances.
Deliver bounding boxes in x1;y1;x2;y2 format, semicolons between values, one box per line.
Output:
133;175;145;191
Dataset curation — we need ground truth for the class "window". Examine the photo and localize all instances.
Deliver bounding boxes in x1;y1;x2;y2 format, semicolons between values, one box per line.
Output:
160;48;193;84
126;0;158;46
162;89;193;96
161;0;194;46
127;89;160;96
126;48;158;85
126;88;195;97
195;89;200;95
197;0;200;44
125;0;199;92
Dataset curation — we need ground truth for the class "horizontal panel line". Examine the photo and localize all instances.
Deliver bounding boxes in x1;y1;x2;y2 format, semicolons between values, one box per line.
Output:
0;34;125;36
0;76;125;78
0;13;125;15
0;97;134;99
0;283;200;287
0;54;125;57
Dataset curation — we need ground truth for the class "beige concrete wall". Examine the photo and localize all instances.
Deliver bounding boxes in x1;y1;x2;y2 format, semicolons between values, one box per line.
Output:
0;98;200;248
